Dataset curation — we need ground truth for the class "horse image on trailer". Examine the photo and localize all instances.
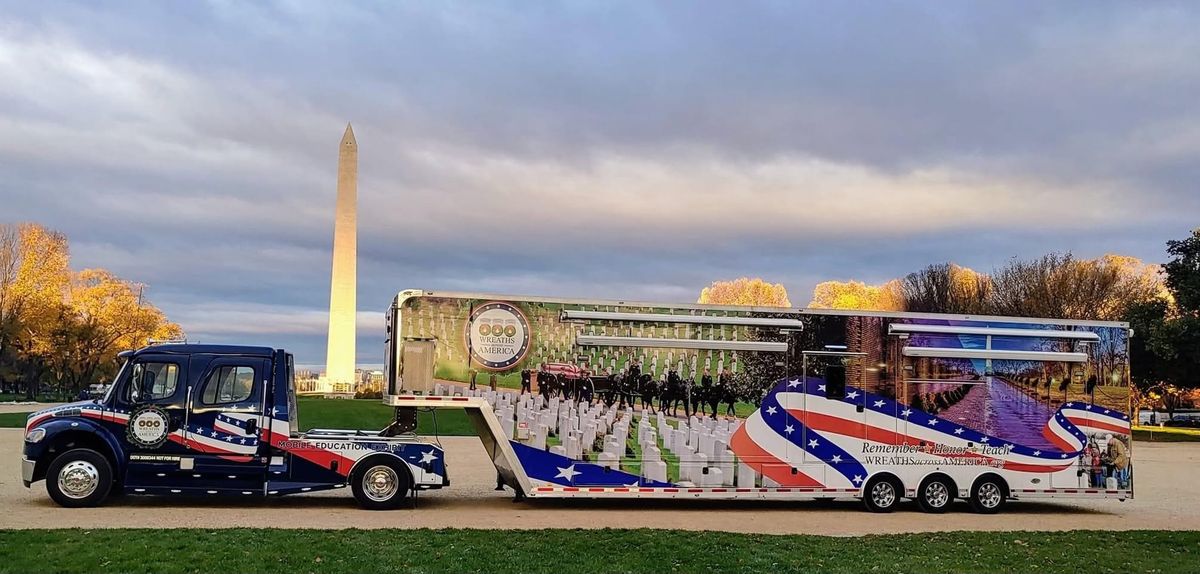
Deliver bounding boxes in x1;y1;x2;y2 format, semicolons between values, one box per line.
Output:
385;290;1134;513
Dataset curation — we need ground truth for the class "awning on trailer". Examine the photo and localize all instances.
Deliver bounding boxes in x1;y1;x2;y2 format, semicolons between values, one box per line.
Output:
888;324;1099;340
561;310;803;329
901;346;1088;363
575;334;788;352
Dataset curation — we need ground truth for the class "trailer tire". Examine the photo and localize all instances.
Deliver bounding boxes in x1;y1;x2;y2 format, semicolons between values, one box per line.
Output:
916;474;955;514
351;457;412;510
862;474;902;513
46;448;113;508
969;475;1008;514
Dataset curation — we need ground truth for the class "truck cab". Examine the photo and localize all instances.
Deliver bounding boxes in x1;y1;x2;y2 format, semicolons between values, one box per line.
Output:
21;344;446;509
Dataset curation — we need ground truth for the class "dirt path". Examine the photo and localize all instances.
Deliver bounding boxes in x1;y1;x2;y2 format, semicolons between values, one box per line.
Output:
3;428;1197;534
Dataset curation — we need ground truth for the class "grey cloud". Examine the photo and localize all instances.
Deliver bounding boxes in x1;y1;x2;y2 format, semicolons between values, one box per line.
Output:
1;1;1197;365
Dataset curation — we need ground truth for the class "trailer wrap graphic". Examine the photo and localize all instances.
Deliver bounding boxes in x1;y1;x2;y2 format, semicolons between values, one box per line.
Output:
726;377;1129;489
508;375;1130;489
399;294;1133;493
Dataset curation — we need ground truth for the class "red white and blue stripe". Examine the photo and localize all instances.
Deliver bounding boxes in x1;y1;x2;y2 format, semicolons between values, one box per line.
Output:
730;377;1131;488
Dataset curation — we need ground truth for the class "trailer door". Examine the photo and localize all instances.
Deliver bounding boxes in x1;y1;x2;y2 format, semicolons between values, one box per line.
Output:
801;351;868;484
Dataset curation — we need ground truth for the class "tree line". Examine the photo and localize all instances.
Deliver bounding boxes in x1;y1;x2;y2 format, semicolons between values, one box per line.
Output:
0;223;182;399
700;228;1200;400
807;230;1200;397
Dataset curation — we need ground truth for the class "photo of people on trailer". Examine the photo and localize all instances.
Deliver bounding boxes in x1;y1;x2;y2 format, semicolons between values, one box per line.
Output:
1078;433;1131;489
402;296;1131;449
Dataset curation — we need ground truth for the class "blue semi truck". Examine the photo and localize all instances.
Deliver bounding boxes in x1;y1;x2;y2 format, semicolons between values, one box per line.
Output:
21;344;448;509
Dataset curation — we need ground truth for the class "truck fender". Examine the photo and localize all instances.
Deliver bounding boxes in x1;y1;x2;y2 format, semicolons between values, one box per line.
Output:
347;452;415;487
27;417;126;484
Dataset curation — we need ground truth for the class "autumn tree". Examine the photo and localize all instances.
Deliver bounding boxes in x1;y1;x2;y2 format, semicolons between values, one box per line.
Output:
818;255;1164;321
989;253;1163;321
0;222;181;397
45;269;183;394
808;279;904;311
0;223;71;397
698;277;791;307
0;225;21;392
898;263;992;314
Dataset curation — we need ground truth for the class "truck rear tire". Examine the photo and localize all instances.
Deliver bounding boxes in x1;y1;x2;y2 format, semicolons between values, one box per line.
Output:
46;448;113;508
351;459;412;510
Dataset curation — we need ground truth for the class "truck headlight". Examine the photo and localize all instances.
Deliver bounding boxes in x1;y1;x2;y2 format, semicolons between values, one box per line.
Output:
25;427;45;443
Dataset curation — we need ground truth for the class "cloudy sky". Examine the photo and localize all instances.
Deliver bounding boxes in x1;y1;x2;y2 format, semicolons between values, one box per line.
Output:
2;1;1198;367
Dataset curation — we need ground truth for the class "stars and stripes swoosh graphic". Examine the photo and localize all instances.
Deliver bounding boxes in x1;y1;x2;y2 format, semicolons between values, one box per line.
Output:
71;406;261;458
729;377;1131;488
187;413;261;455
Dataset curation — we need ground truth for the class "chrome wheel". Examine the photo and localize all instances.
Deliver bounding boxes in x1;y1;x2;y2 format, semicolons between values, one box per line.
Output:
977;482;1002;509
57;460;100;500
362;465;399;502
870;480;896;508
924;481;951;508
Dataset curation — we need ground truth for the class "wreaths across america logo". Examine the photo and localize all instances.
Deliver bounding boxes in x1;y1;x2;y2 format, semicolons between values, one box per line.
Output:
466;301;531;370
126;404;171;449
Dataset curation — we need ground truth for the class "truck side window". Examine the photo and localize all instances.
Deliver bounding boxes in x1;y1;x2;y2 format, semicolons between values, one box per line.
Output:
200;366;256;405
124;362;180;403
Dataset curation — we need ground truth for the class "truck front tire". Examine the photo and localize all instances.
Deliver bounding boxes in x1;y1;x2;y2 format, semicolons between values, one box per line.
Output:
351;459;412;510
46;448;114;508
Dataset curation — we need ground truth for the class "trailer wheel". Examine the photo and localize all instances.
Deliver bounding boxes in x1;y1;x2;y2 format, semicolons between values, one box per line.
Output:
351;458;412;510
862;475;902;513
916;475;955;514
969;475;1007;514
46;448;113;508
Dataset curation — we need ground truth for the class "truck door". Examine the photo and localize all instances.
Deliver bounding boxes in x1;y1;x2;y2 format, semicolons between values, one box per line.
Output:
113;354;193;489
185;357;271;493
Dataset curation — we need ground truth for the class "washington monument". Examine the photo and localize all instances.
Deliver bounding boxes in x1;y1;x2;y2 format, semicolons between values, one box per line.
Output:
323;123;357;393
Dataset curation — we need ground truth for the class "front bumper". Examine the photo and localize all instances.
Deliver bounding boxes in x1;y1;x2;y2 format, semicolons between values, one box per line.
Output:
21;457;35;487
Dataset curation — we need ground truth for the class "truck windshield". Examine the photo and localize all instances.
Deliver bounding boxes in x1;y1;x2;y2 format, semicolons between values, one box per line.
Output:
101;359;130;404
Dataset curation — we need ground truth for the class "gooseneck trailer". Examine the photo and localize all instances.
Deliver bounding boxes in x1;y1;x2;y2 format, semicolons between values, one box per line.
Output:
22;289;1134;513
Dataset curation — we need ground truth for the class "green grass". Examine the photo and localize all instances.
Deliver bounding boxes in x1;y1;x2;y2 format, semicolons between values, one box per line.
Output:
296;397;475;436
623;422;642;476
0;399;477;436
1133;425;1200;442
0;529;1195;573
0;392;66;403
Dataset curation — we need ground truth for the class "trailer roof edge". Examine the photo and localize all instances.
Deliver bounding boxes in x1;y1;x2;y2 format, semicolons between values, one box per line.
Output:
393;289;1130;329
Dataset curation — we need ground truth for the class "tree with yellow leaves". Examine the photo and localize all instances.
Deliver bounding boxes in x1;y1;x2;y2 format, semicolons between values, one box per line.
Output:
45;269;184;393
0;223;71;397
0;223;181;398
698;277;791;307
808;279;904;311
